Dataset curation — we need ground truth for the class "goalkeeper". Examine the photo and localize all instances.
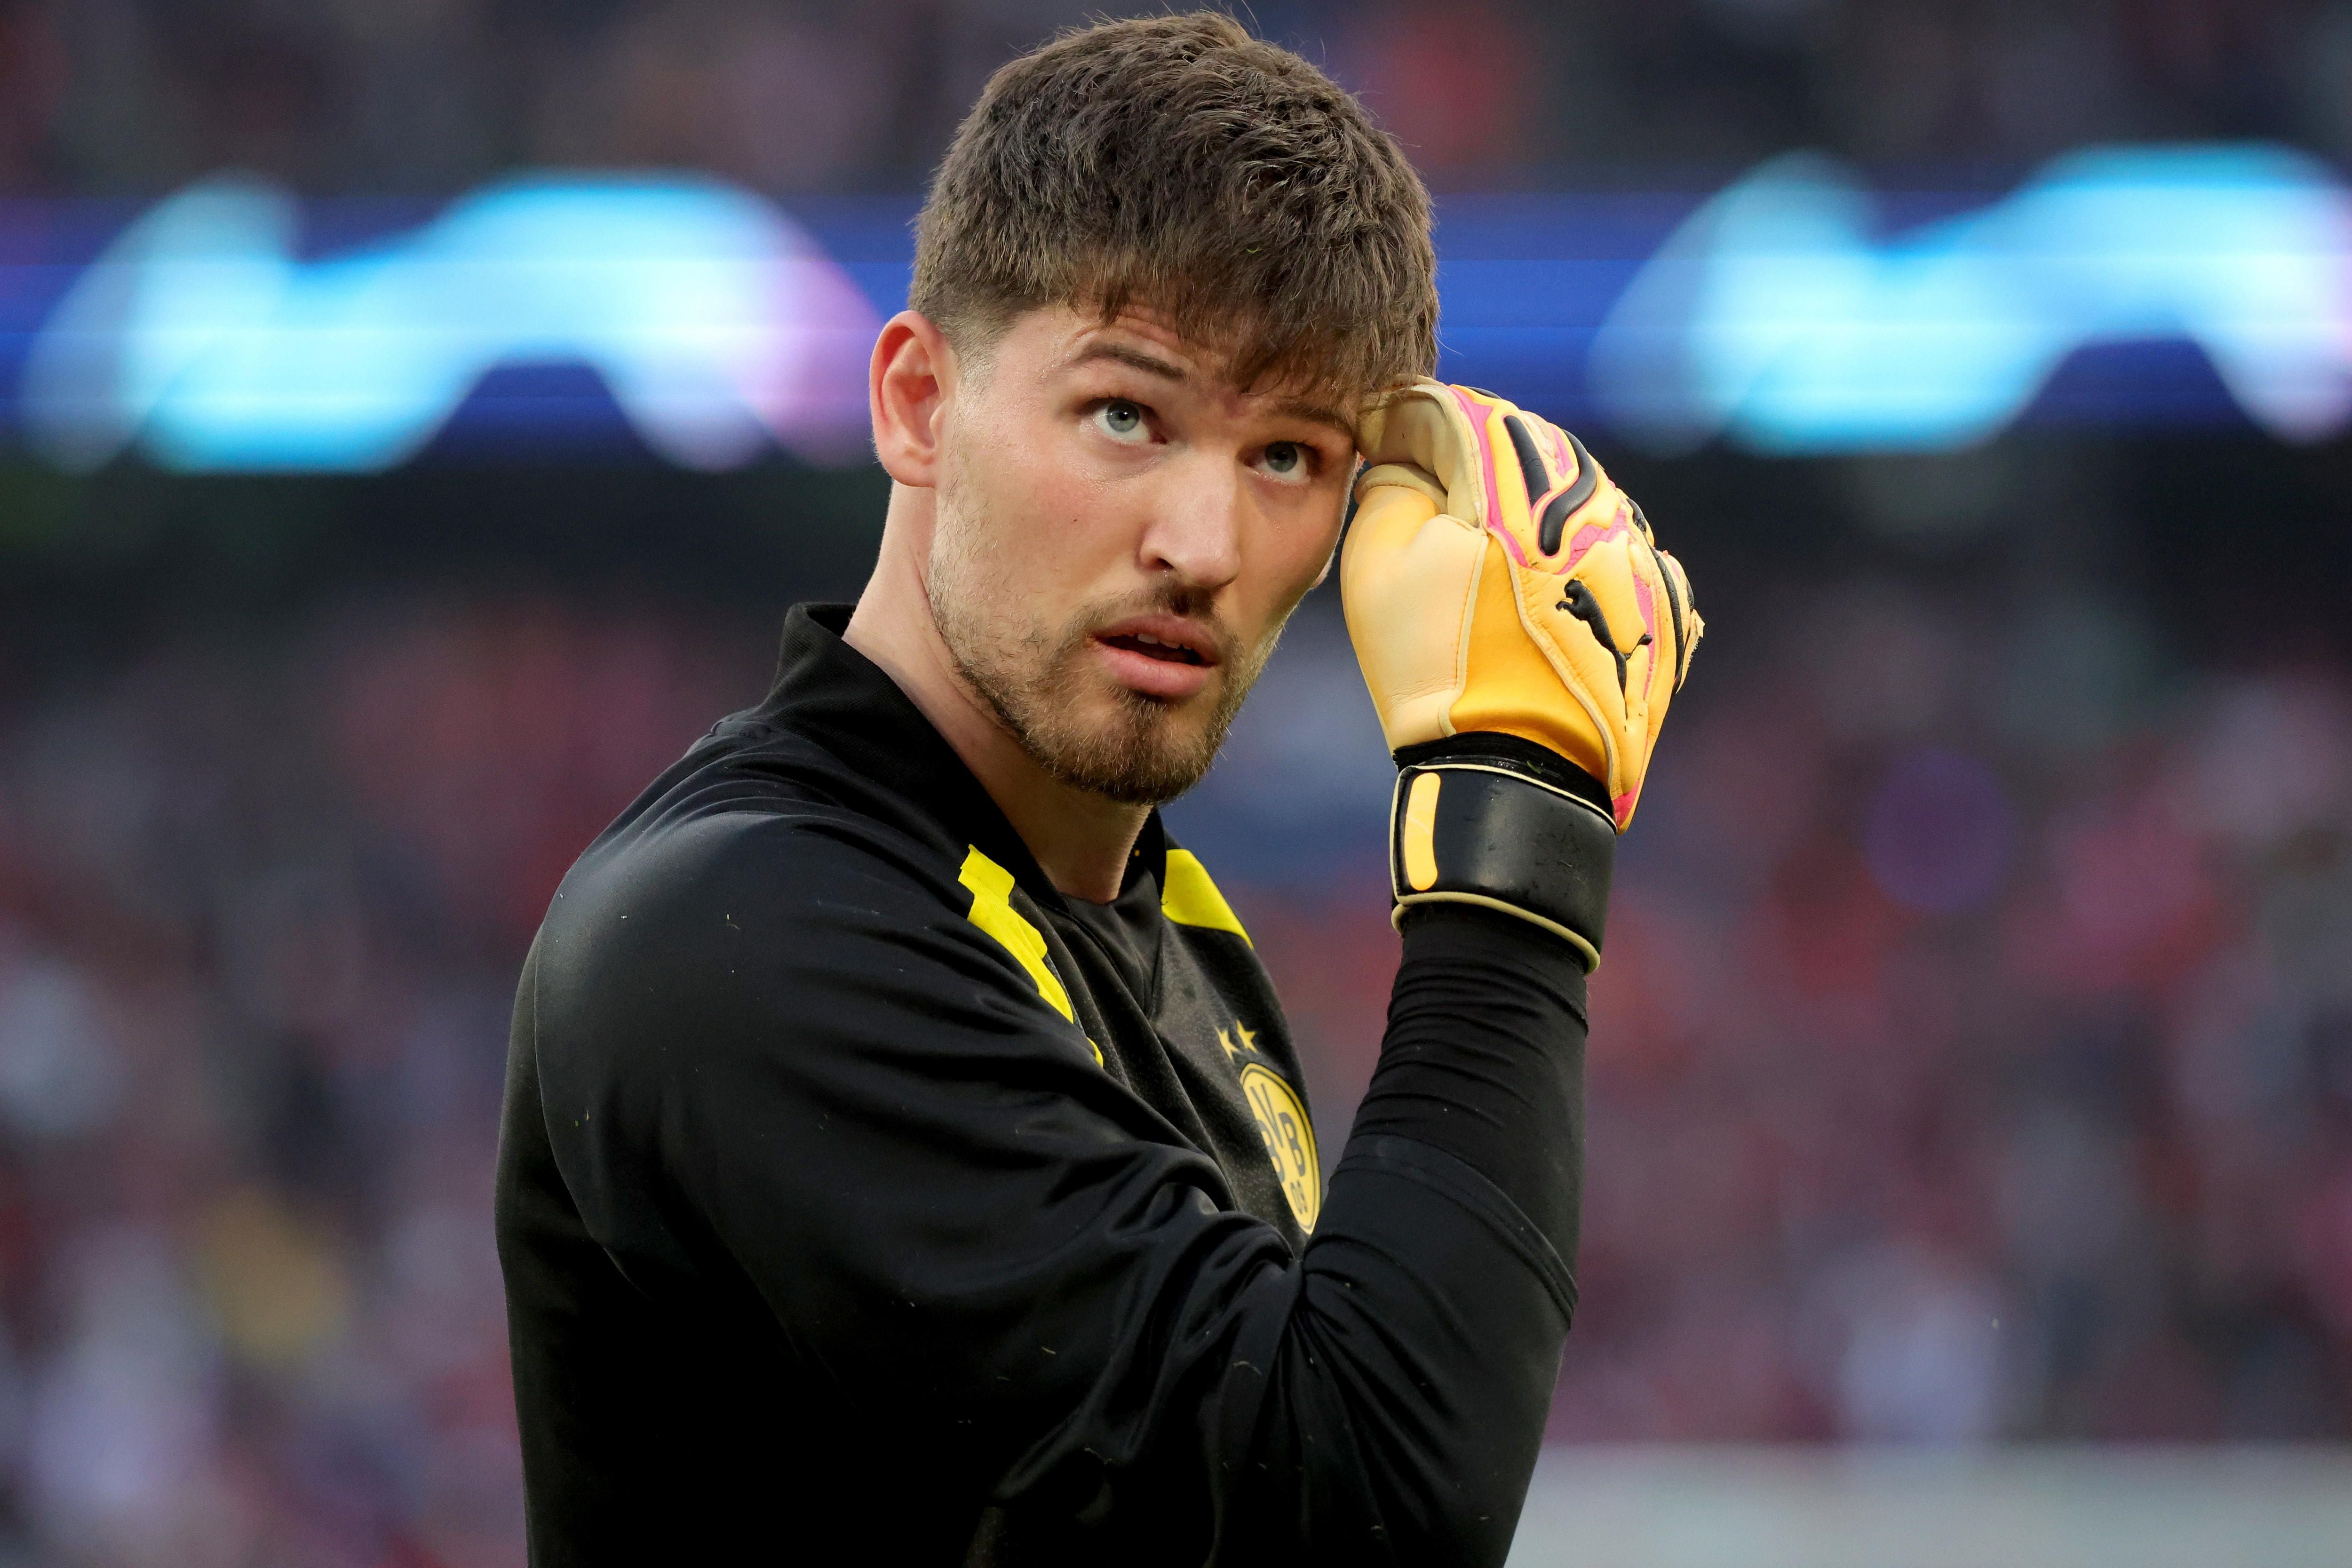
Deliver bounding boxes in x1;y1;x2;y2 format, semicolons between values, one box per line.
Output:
495;14;1699;1566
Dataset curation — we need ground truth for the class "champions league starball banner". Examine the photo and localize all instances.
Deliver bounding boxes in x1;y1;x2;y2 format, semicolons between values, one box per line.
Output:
8;177;890;472
1;143;2348;472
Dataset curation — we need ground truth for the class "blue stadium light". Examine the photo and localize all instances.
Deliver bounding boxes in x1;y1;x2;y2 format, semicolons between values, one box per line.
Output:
1589;144;2352;453
20;175;881;472
4;144;2348;469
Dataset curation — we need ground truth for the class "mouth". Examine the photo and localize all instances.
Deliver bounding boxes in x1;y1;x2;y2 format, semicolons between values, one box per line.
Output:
1097;629;1207;666
1088;615;1222;701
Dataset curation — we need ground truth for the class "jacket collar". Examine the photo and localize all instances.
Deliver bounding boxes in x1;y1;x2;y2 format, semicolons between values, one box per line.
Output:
756;603;1168;909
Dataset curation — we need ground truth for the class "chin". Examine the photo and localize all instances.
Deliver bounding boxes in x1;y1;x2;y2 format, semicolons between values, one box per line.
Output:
1041;692;1223;804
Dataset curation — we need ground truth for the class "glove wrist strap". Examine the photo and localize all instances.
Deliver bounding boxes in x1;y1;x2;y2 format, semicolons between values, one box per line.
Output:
1389;733;1616;973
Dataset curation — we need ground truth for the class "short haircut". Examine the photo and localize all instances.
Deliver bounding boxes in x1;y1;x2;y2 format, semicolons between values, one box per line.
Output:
912;12;1438;407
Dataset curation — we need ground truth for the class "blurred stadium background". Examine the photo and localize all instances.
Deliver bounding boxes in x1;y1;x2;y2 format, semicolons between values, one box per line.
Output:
1;1;2352;1564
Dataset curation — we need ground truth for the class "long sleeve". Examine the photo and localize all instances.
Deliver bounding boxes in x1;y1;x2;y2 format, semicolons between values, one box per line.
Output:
507;812;1586;1567
1209;904;1585;1566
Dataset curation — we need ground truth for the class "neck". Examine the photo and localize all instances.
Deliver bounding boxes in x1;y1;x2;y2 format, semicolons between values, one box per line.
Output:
844;495;1150;905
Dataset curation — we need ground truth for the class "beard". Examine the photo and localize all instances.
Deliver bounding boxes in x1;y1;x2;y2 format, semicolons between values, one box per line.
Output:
928;509;1285;806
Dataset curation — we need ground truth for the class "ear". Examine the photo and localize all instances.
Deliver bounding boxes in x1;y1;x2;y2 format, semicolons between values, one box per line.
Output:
869;310;958;487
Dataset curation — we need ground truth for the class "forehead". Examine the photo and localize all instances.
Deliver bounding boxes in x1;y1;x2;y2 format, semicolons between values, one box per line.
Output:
1000;305;1363;440
1049;309;1206;370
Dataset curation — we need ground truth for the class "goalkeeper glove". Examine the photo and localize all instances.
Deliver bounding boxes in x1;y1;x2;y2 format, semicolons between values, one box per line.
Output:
1342;380;1701;971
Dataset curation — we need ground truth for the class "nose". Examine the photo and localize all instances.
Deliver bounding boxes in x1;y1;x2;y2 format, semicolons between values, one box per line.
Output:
1139;449;1245;593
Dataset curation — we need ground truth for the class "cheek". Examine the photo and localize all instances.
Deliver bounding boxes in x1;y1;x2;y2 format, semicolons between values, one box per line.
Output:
944;424;1060;558
1244;496;1347;614
978;439;1156;588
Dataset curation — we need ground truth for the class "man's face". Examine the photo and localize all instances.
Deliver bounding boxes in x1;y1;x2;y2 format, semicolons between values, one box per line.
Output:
926;306;1358;804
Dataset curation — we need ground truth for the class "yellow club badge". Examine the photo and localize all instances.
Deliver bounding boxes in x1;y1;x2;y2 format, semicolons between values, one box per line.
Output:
1240;1063;1320;1232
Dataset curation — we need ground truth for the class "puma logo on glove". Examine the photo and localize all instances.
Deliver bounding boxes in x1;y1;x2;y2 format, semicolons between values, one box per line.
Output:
1342;380;1702;966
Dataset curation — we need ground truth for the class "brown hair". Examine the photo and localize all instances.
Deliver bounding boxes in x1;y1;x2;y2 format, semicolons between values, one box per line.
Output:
911;11;1437;406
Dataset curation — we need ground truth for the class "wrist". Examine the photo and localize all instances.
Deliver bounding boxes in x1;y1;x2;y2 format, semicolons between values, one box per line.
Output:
1388;733;1616;972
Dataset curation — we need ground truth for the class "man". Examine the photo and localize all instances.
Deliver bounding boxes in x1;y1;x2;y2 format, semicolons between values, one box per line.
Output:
495;13;1699;1565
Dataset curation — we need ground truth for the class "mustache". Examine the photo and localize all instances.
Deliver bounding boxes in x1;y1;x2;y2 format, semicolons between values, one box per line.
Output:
1073;585;1243;665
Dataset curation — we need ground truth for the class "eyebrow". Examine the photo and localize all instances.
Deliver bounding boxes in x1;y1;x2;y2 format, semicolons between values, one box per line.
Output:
1070;342;1188;382
1066;342;1359;445
1270;395;1359;445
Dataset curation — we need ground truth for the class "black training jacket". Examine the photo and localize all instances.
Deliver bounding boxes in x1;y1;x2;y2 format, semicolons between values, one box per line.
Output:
496;603;1590;1566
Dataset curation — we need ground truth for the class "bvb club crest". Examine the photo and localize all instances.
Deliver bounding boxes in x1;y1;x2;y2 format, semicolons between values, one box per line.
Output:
1239;1062;1319;1232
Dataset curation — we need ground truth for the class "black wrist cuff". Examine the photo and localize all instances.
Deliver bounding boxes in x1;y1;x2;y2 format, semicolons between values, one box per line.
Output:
1388;732;1617;972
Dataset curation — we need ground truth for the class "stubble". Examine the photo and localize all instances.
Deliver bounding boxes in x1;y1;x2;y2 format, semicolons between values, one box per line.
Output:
927;497;1282;805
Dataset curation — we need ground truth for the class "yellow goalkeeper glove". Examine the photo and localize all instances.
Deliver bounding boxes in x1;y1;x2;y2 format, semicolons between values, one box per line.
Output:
1342;380;1701;969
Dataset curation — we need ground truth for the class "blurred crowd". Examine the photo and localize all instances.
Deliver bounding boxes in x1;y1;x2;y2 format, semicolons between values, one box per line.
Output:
0;598;773;1566
1186;571;2352;1448
1;0;2350;196
0;6;2343;1563
0;529;2344;1558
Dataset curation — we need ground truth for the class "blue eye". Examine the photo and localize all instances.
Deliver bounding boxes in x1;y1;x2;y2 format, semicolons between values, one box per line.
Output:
1264;442;1302;475
1098;400;1146;439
